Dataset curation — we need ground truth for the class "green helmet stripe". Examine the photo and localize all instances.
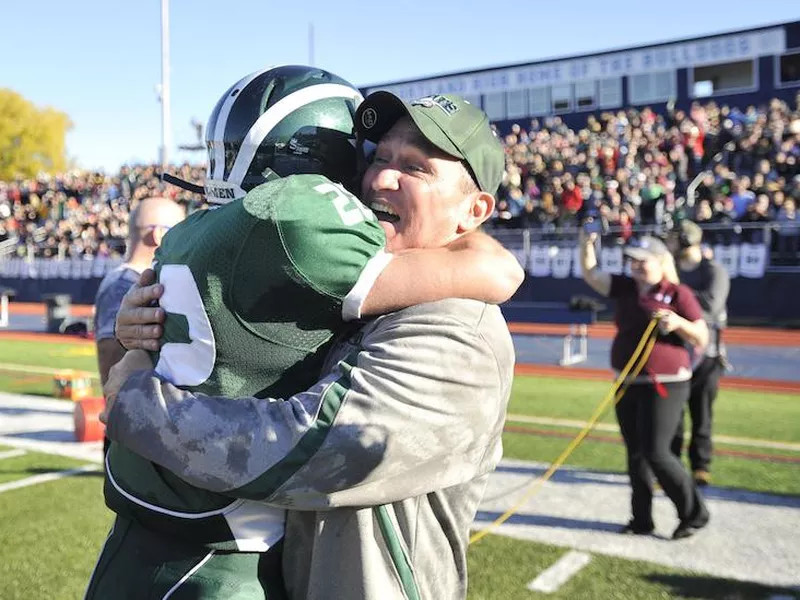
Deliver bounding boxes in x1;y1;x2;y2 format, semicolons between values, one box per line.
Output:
227;84;363;188
210;66;277;181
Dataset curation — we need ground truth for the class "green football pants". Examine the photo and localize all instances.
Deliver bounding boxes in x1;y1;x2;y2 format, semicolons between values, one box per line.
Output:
84;517;287;599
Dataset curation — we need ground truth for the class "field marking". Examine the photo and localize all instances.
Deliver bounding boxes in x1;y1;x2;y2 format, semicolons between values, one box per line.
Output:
527;550;592;593
506;414;800;452
0;362;99;380
0;449;27;460
0;464;100;494
0;436;104;464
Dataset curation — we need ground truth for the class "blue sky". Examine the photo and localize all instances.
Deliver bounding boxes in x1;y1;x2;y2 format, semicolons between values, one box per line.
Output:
3;0;798;172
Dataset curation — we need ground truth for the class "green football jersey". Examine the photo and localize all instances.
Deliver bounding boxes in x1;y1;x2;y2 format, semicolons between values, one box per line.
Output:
104;174;389;550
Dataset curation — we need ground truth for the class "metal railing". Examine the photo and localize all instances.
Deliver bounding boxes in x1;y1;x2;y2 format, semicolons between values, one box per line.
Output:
486;221;800;272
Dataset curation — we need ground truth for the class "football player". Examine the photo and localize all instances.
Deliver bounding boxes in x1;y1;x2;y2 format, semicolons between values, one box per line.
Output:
88;66;520;599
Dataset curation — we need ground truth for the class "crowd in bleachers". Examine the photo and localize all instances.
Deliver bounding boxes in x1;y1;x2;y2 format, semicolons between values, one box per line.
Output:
0;164;204;260
1;96;799;263
491;95;800;261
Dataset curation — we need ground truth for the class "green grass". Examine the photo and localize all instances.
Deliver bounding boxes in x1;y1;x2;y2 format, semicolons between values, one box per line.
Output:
509;375;800;443
467;534;797;599
0;474;112;600
505;376;800;495
0;372;103;398
502;428;800;496
0;449;93;485
0;339;798;599
0;338;102;397
0;339;99;373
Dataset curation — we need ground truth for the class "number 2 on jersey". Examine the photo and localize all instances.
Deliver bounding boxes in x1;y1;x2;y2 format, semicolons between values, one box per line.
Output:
154;264;217;387
314;182;375;226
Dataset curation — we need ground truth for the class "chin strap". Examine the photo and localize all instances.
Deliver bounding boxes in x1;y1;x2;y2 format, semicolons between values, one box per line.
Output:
161;172;206;195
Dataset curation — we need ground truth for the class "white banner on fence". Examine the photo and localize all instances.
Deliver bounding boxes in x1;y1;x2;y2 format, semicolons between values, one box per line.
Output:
600;246;624;275
0;258;124;280
551;247;572;279
714;245;740;279
515;243;771;280
529;246;552;277
0;244;775;283
571;247;583;279
738;243;768;278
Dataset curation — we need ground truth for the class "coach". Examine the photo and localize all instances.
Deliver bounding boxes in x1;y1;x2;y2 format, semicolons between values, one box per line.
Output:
579;229;711;540
667;220;730;486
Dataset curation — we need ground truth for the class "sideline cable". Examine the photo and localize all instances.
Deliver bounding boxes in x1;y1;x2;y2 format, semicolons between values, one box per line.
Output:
469;319;660;545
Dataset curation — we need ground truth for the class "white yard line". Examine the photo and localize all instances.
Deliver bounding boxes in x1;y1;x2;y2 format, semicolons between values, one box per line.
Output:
479;458;800;589
0;449;28;460
0;362;99;379
0;464;100;494
0;436;103;464
527;550;592;593
0;449;27;460
506;414;800;452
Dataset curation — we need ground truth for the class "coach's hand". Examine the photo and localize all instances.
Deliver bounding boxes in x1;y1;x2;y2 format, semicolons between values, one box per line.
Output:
100;350;154;425
115;268;165;352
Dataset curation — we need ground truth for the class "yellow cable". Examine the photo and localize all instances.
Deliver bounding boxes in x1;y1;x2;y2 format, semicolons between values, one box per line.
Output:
469;319;660;545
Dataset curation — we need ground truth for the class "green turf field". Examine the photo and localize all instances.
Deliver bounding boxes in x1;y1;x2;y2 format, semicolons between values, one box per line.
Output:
466;534;796;599
0;336;797;599
0;338;102;397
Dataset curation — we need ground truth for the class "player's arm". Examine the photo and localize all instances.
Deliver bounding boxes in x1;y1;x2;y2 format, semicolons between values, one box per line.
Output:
102;301;510;508
276;175;521;322
97;340;127;386
360;230;523;318
95;278;137;385
114;269;165;352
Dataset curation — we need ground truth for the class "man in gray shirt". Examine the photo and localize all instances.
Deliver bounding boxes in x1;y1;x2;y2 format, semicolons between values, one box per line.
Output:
667;220;730;486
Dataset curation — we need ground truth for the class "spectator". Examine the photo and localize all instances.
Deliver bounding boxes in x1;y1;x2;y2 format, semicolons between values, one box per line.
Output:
667;220;730;487
729;177;755;219
777;198;799;263
94;197;186;386
739;194;772;244
93;195;185;457
579;231;710;540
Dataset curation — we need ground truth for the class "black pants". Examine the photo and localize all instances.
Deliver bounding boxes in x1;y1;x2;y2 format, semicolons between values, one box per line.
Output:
671;357;724;472
615;380;707;528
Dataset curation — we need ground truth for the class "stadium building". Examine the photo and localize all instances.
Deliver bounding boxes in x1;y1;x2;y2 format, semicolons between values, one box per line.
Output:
361;20;800;130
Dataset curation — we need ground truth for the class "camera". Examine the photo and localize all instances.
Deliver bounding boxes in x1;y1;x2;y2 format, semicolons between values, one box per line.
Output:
582;217;605;236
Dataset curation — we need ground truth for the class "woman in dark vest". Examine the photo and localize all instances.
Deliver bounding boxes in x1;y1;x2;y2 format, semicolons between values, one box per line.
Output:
579;227;710;540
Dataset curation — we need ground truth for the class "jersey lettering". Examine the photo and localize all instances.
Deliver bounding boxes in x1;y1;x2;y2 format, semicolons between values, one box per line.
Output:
314;182;374;226
155;264;217;386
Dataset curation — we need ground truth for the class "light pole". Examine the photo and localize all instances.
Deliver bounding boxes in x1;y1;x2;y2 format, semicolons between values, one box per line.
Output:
160;0;171;169
308;22;315;67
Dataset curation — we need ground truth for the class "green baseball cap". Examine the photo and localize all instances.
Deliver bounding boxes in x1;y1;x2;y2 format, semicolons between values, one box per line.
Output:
355;91;505;196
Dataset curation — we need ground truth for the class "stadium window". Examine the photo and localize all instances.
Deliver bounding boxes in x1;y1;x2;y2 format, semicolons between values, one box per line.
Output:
529;87;550;116
551;83;572;113
777;52;800;86
598;77;622;108
506;89;529;119
574;80;596;110
483;92;506;121
691;59;756;97
628;70;675;104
